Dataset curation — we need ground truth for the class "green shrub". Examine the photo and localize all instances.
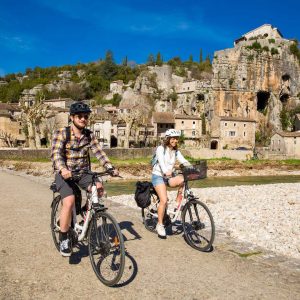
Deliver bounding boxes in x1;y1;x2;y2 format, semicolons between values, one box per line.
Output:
271;48;279;55
268;38;275;44
262;46;269;52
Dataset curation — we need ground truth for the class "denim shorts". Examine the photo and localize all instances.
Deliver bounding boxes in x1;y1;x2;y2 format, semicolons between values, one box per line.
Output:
151;174;169;187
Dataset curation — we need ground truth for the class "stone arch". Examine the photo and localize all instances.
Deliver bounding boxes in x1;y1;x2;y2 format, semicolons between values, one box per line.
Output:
110;135;118;147
256;91;270;112
210;140;218;149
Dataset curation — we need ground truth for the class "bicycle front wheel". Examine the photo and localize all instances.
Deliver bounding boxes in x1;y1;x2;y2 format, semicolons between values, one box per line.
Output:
50;195;62;251
182;199;215;252
88;211;125;286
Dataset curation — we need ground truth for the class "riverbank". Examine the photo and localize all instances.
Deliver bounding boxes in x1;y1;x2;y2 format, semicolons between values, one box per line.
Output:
111;182;300;260
1;159;300;180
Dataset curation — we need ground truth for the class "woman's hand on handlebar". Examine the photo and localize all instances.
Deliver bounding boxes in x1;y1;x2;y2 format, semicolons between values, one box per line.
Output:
108;168;120;177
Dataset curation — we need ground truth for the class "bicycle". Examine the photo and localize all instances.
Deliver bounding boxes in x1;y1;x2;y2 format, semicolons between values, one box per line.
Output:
142;161;215;251
50;170;125;286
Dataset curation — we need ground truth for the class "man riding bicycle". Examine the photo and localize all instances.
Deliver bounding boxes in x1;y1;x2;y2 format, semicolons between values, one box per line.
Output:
51;101;118;257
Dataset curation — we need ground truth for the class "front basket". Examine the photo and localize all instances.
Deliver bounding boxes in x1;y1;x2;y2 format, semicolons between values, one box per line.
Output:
182;160;207;181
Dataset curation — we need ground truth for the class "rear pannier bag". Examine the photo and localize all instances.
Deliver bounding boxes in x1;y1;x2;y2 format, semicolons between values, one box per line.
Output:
134;181;152;208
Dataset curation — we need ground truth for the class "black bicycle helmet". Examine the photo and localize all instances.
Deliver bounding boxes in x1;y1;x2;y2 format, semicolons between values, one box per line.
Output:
69;101;92;115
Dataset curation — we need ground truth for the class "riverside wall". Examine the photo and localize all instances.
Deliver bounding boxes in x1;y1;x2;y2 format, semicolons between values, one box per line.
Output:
0;147;154;160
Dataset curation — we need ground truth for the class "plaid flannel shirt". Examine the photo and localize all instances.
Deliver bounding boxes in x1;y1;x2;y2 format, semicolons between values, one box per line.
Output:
51;127;112;172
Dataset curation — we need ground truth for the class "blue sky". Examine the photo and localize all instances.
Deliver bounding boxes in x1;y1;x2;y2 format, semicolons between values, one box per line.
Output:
0;0;299;75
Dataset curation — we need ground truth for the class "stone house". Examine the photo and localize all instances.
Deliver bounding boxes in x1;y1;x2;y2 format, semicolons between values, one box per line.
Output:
152;112;175;140
211;117;256;150
295;114;300;131
44;98;73;109
270;131;300;158
0;103;25;146
175;114;202;146
234;24;283;45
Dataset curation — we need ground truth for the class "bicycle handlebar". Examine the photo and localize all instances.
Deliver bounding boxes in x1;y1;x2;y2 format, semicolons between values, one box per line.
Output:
71;169;123;179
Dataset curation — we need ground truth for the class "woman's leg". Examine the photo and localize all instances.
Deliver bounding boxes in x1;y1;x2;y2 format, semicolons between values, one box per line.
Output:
154;183;168;225
168;175;184;206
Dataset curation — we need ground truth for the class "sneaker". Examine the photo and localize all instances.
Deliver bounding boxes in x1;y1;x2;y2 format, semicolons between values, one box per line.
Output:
156;223;166;239
60;238;72;257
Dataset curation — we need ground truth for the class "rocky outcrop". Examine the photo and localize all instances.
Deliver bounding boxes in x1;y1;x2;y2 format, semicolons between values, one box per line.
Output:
210;37;300;131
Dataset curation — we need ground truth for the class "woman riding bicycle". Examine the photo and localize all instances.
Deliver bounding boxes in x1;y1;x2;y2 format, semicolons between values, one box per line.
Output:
152;129;190;239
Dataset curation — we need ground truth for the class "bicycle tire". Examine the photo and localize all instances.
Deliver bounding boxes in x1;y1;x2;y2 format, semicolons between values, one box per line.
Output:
181;199;215;251
50;195;62;251
87;211;125;286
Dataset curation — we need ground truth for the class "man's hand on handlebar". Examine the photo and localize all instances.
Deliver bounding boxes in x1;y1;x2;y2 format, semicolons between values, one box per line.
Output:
61;168;72;179
107;168;120;177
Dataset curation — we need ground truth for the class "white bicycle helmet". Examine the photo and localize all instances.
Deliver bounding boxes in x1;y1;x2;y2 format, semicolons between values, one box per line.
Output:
165;129;181;138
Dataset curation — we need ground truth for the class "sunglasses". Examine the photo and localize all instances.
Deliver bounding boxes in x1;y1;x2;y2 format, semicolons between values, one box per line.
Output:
76;114;89;120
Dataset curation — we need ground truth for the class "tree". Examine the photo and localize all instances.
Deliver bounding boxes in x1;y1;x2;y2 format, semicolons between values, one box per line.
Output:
199;49;203;63
0;130;17;147
100;50;118;80
117;104;149;148
147;54;155;66
156;52;163;66
20;98;49;148
122;56;128;66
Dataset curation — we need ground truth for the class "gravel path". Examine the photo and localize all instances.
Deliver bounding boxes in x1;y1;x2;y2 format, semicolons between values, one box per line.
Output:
110;182;300;260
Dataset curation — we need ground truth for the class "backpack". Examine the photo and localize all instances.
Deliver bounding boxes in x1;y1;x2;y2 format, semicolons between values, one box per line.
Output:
150;147;178;167
64;126;92;170
134;181;152;208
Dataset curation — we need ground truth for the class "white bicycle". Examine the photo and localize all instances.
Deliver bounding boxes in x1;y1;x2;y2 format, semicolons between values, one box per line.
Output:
142;162;215;251
50;170;125;286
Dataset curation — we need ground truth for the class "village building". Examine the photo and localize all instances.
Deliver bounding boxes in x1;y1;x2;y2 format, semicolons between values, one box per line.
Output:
0;103;25;147
295;114;300;131
152;112;175;141
270;131;300;158
211;116;256;150
175;114;202;146
234;24;283;45
44;98;73;109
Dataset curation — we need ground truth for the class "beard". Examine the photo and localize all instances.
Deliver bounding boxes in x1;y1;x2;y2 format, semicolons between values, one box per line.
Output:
73;119;86;130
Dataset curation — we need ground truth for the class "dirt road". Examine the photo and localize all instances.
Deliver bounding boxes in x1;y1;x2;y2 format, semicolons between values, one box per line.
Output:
0;171;299;299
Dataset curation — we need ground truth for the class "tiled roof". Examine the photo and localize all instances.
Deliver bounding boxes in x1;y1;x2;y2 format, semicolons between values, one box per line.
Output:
175;114;201;120
220;116;256;122
0;103;21;111
152;112;175;124
276;131;300;137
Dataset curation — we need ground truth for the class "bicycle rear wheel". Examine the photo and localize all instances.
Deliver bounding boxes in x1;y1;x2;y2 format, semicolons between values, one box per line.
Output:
142;201;159;232
88;211;125;286
50;195;62;251
181;199;215;251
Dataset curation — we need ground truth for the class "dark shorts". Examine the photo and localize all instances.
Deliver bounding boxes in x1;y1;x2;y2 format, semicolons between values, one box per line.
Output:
55;173;100;200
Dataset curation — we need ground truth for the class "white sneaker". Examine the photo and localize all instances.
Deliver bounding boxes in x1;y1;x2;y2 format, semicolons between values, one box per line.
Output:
156;223;166;239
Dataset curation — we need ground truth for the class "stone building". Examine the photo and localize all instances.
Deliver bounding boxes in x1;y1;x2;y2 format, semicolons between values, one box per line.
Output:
175;114;202;146
234;24;283;45
270;131;300;158
152;112;175;140
0;103;25;146
210;117;256;150
295;114;300;131
44;98;73;109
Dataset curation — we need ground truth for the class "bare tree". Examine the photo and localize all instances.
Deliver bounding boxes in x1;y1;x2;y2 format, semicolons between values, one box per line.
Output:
20;97;49;148
117;104;150;148
0;130;16;147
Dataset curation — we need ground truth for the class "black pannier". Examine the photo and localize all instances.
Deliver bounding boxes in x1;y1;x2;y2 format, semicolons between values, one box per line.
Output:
134;181;152;208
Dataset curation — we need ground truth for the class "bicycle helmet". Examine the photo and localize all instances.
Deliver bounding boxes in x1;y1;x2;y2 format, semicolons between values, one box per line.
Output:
69;102;92;115
165;129;181;138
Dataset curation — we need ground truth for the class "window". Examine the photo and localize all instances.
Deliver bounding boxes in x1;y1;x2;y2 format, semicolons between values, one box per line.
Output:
229;131;236;137
243;132;246;137
193;121;195;124
181;130;184;135
192;131;195;136
225;123;227;127
244;123;246;127
19;129;22;134
111;129;114;133
181;121;184;124
234;123;236;127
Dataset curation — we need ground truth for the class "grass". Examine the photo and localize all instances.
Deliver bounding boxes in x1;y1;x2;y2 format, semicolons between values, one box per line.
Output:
229;250;262;258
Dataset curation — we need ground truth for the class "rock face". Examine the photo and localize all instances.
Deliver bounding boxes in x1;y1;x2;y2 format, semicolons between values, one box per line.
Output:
210;35;300;132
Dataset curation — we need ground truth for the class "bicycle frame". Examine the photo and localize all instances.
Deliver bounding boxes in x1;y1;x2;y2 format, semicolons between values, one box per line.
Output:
148;180;194;223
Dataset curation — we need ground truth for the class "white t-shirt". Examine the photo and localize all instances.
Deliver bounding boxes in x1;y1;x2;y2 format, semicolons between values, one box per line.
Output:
152;145;190;177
